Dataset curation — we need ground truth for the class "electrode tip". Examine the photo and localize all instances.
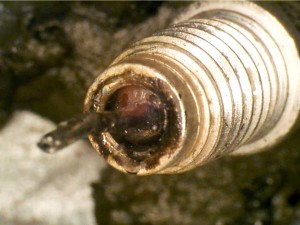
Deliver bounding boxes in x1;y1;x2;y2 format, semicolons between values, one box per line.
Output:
37;85;166;154
37;134;61;154
37;112;106;154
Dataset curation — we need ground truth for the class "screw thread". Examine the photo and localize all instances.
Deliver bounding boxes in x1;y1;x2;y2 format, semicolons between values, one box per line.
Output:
86;2;300;174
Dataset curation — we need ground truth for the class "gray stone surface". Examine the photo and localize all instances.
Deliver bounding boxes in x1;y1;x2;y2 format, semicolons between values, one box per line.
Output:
0;111;105;225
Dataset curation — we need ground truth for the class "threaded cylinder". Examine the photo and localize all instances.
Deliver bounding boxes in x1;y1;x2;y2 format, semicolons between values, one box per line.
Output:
85;2;300;175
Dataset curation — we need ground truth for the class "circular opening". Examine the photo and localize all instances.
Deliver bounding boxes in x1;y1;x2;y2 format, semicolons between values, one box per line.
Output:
105;85;166;145
85;67;185;173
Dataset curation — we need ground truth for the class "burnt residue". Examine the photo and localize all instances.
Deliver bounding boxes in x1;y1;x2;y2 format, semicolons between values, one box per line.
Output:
86;72;182;172
90;134;110;160
124;95;180;171
106;85;166;144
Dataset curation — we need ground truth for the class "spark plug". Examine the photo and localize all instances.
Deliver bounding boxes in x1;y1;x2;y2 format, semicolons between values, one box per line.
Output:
38;2;300;175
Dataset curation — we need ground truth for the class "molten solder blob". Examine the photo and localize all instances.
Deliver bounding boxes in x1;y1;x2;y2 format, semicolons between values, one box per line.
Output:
106;85;165;144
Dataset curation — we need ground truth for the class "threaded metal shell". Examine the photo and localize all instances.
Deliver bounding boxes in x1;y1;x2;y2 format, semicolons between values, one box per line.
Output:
85;2;300;175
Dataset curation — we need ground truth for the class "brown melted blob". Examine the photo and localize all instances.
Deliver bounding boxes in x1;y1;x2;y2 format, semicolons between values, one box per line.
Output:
106;85;166;145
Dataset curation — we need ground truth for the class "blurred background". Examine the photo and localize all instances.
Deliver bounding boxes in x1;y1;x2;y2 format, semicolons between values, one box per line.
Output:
0;2;300;225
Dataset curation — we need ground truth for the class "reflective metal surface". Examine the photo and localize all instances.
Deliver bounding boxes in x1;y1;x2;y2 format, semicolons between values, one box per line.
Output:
85;2;300;175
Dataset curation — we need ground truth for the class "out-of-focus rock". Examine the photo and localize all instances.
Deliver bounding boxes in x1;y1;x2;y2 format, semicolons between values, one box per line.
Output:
0;2;72;126
0;111;105;225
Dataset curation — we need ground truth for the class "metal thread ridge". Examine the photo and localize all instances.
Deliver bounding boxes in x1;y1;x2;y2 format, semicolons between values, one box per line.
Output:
86;2;300;174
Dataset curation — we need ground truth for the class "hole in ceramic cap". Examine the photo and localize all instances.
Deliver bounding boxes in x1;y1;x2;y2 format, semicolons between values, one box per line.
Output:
105;85;166;145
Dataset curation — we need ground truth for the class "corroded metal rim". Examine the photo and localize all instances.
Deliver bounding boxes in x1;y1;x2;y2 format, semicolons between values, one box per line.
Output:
84;61;188;175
